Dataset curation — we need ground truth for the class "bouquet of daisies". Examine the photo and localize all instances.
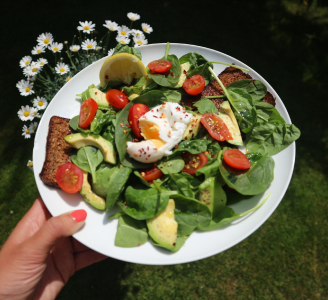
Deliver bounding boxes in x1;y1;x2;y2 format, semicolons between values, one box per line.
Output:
16;13;153;170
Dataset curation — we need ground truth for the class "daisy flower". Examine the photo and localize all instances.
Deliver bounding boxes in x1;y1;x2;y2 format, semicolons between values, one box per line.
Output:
19;56;32;68
37;32;53;47
33;96;48;110
116;25;130;37
31;109;40;119
55;62;70;75
116;35;130;45
103;20;118;31
81;39;97;50
133;36;148;47
70;45;80;52
141;23;153;34
23;63;41;77
108;48;115;57
18;105;34;121
36;58;48;66
27;75;37;82
16;80;34;96
29;122;38;133
31;45;46;55
27;160;34;170
22;125;31;139
49;42;63;53
65;76;72;82
131;29;145;38
127;13;140;21
77;21;95;34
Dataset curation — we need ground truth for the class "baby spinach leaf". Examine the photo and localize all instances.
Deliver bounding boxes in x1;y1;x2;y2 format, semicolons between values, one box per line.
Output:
228;79;267;103
196;160;220;179
106;166;132;211
193;99;219;114
90;110;116;135
179;173;202;190
219;151;275;195
150;235;189;252
117;185;171;220
171;194;212;229
179;52;209;69
92;164;118;197
159;88;182;103
71;146;103;183
107;211;125;220
133;171;152;188
147;54;181;88
122;76;146;96
112;43;142;60
246;123;300;156
167;173;194;198
157;154;185;174
114;215;148;248
115;90;166;169
173;139;210;155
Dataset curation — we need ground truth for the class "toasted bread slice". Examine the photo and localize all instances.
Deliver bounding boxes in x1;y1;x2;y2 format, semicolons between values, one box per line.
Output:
39;116;72;188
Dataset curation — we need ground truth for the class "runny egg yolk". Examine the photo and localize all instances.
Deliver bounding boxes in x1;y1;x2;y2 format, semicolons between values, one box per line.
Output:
139;121;165;146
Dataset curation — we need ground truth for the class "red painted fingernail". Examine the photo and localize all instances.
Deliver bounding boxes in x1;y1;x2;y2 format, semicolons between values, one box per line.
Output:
71;209;87;222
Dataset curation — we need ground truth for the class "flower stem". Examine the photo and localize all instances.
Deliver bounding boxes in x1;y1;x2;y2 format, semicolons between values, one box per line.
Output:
208;61;249;73
164;42;170;60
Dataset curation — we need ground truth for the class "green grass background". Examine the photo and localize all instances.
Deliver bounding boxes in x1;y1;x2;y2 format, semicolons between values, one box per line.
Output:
1;0;328;299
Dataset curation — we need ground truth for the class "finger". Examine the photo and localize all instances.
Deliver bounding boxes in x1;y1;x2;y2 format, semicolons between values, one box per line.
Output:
72;238;91;253
2;196;50;251
22;209;87;262
75;250;108;271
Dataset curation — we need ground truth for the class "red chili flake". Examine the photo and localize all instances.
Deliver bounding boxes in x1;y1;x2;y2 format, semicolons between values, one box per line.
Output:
125;124;131;128
170;72;174;76
153;148;157;150
183;70;187;74
95;92;97;95
148;154;151;157
176;107;181;111
173;243;176;246
174;145;178;149
151;110;154;112
184;136;188;140
192;133;195;139
153;115;158;118
105;75;109;79
123;130;127;134
147;146;149;150
189;130;192;133
211;155;215;158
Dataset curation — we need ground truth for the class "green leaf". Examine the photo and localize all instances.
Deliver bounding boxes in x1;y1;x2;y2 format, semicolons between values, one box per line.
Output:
193;99;219;114
167;173;194;198
114;215;148;248
92;164;118;198
227;79;267;103
157;154;185;174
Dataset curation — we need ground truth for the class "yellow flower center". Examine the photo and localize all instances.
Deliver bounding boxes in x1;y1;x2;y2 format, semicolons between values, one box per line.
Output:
32;67;38;72
120;40;126;44
131;17;135;20
24;111;30;117
38;101;44;106
110;27;114;30
29;162;33;167
37;49;41;53
73;48;77;51
25;87;30;92
60;68;65;73
143;28;148;32
87;44;92;49
66;77;71;82
44;38;50;44
137;41;143;45
26;129;30;134
33;112;37;116
40;62;44;65
25;61;30;65
53;47;59;51
121;31;126;35
84;26;90;30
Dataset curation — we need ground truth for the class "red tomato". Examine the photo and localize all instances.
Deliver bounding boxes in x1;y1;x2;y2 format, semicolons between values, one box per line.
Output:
106;89;129;109
78;98;98;129
128;104;150;138
183;74;205;95
181;152;208;175
148;60;172;74
56;162;83;193
201;113;233;142
140;167;163;181
223;149;251;170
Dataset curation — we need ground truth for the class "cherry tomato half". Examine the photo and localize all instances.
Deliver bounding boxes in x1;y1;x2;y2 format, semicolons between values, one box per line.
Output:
128;103;150;139
183;74;205;95
148;59;172;74
56;162;83;193
106;89;129;109
78;98;98;129
223;149;251;170
201;113;233;142
139;167;163;181
181;152;208;175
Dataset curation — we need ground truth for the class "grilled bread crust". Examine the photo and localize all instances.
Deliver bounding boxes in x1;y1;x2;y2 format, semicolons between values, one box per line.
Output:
39;116;72;188
181;67;276;110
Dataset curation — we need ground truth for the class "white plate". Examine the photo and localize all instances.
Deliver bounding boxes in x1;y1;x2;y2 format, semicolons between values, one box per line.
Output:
33;43;296;265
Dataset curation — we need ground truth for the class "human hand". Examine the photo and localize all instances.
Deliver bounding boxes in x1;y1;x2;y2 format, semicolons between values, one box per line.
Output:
0;196;107;300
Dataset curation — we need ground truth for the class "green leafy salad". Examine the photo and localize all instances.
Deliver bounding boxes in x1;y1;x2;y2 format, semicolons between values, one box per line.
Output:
61;43;301;252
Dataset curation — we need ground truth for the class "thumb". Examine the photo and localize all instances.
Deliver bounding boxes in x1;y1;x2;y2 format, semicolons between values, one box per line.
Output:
23;209;87;259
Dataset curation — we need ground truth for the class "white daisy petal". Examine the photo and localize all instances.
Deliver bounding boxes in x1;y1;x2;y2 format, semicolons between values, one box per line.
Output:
23;62;41;77
131;29;145;38
18;105;34;121
108;48;115;57
17;81;34;96
116;35;130;45
49;42;63;53
36;58;48;66
33;96;48;110
19;56;32;68
127;12;140;21
133;36;148;47
27;160;34;170
103;20;118;31
81;39;97;50
37;32;54;47
77;21;96;34
141;23;153;34
31;45;46;55
22;125;31;139
70;45;80;52
29;122;38;133
116;25;131;37
55;62;70;75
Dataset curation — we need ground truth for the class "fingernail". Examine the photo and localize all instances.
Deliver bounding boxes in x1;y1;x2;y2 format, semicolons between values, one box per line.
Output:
71;209;87;222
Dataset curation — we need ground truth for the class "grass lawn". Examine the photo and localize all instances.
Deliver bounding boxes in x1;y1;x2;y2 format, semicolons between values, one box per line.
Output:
1;0;328;299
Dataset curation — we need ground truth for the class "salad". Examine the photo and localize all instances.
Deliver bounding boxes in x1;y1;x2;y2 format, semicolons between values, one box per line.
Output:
54;43;300;253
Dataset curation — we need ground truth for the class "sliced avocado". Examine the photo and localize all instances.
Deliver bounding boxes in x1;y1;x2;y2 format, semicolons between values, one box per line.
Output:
65;133;116;164
88;85;110;108
80;171;106;210
173;62;191;88
183;112;202;140
199;176;227;217
128;93;139;101
218;101;243;146
147;199;178;250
